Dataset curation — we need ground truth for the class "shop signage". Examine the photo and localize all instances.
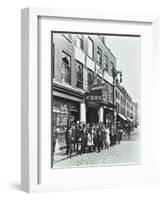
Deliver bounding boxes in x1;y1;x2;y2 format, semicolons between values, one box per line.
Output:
85;95;102;101
85;85;110;105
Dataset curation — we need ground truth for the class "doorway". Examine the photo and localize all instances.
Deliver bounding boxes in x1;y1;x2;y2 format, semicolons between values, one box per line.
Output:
86;107;99;124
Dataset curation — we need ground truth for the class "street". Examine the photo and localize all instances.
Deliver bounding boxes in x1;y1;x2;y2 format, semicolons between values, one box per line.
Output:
53;136;140;168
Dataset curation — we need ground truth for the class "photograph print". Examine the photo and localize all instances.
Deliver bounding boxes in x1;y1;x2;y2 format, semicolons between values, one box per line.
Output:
51;32;140;168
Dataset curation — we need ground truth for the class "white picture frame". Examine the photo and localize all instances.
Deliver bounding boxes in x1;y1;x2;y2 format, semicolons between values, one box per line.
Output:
21;7;159;193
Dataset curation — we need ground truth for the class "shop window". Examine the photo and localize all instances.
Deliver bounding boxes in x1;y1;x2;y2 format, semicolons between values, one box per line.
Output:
61;52;71;84
76;61;83;89
88;37;94;58
97;47;102;65
76;34;84;50
52;100;80;147
53;102;69;145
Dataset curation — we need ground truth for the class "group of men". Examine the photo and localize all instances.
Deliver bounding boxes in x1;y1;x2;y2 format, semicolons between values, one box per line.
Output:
64;121;123;158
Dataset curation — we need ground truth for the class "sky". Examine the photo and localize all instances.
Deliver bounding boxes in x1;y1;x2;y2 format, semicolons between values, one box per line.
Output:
105;36;141;103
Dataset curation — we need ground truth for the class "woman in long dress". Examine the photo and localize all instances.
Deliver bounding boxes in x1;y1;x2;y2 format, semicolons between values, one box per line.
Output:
105;125;110;149
87;127;94;152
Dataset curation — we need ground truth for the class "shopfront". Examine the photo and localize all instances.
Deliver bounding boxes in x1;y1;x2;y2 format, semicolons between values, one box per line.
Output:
86;102;99;124
117;113;127;129
85;83;114;124
52;82;85;150
52;96;80;149
103;106;114;125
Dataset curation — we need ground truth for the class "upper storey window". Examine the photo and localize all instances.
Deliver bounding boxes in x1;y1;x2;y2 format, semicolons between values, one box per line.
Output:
88;37;94;58
76;34;84;50
97;47;102;65
61;52;71;84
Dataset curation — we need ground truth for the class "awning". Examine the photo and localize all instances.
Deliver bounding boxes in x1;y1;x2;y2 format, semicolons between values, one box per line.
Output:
117;113;127;121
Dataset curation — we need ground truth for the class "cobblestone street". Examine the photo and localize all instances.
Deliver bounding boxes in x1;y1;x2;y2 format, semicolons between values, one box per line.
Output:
53;137;140;168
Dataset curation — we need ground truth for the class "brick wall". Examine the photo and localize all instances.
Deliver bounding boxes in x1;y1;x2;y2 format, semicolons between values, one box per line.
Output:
52;33;76;87
52;33;116;95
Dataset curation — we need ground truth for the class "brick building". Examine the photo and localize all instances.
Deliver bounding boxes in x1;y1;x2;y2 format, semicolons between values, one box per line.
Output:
132;102;139;127
52;33;139;149
52;33;116;147
115;82;128;127
115;80;141;131
125;92;133;121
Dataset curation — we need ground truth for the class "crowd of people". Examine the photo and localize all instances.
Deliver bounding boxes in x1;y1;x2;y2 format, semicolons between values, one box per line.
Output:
64;121;124;158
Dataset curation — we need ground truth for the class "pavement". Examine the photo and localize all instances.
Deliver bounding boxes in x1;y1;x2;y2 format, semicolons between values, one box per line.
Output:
52;137;140;168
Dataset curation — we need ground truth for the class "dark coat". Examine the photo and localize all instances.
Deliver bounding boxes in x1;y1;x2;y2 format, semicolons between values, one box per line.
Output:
97;128;103;141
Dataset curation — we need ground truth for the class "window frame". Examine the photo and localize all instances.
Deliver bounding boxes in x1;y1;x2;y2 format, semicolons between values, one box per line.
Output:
76;34;84;50
87;36;94;59
97;47;102;66
61;51;71;85
104;55;109;71
76;60;83;89
87;69;94;90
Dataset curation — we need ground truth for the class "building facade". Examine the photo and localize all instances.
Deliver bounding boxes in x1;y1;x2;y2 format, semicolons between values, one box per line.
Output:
132;102;139;127
52;33;139;149
115;81;140;130
52;33;116;147
115;82;127;127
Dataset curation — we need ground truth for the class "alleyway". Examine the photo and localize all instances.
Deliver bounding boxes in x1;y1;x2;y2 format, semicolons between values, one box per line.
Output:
53;136;140;168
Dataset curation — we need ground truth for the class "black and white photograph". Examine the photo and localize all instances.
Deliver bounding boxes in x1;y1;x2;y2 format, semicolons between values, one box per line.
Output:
51;32;140;168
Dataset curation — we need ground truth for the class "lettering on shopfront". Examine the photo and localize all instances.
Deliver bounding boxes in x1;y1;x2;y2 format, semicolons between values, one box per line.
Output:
85;95;102;101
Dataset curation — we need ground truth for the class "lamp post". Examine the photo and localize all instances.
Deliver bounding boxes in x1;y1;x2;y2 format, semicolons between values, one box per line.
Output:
112;67;122;135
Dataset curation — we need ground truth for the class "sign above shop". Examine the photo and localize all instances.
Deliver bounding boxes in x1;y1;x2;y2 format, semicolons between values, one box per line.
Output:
85;95;102;101
85;83;113;106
